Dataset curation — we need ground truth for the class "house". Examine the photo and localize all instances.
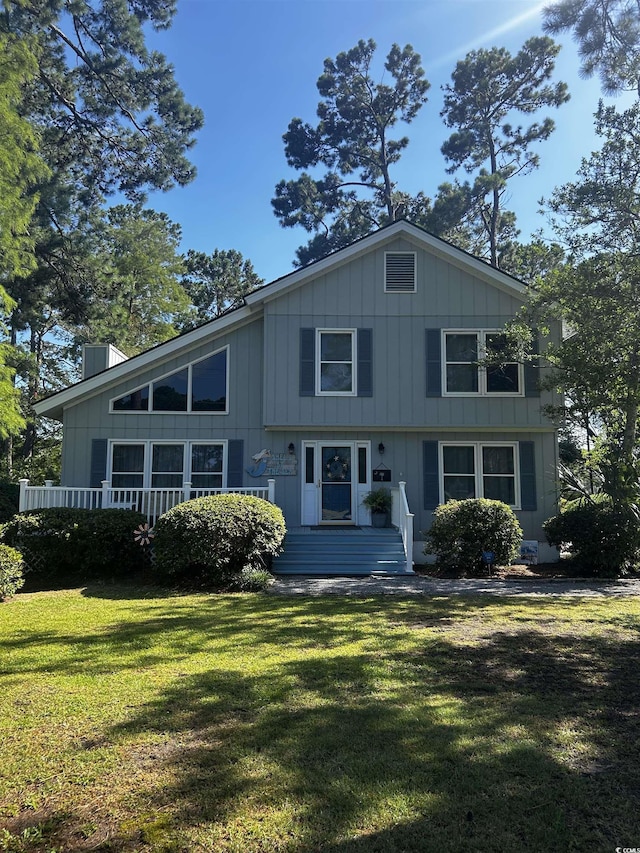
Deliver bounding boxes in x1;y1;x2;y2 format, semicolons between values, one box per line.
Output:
30;220;560;568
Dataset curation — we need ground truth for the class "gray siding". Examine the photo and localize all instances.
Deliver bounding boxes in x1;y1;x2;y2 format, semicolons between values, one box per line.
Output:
62;319;263;485
263;235;558;428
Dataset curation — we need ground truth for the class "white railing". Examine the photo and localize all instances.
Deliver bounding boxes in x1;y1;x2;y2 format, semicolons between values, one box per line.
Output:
19;478;276;527
391;481;414;573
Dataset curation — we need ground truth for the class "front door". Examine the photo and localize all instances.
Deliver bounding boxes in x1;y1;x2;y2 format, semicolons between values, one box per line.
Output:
320;444;353;523
301;441;371;526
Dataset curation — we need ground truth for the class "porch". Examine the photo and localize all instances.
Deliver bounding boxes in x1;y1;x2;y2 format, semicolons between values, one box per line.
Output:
17;479;415;574
18;478;276;527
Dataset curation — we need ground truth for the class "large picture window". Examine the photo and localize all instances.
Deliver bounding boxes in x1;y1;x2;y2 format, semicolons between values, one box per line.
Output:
441;443;518;507
443;331;522;396
109;441;226;489
111;347;228;413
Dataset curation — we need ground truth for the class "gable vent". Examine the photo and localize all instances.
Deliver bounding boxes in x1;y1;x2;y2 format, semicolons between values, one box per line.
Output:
385;252;416;292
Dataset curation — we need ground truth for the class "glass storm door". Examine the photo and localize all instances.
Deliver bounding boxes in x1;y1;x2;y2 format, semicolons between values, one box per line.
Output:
320;445;353;523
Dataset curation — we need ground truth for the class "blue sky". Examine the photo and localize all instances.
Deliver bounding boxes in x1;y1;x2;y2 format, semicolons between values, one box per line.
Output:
145;0;635;283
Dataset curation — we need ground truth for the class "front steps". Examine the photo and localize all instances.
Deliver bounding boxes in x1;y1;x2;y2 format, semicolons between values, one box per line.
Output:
272;527;412;576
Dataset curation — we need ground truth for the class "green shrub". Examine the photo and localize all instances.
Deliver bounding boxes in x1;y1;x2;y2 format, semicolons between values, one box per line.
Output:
425;498;523;573
230;566;275;592
0;481;19;523
0;544;24;599
0;507;149;580
152;494;286;587
544;499;640;576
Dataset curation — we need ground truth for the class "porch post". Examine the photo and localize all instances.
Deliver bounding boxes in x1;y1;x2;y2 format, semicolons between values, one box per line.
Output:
18;478;28;512
183;481;192;503
267;478;276;503
101;479;110;510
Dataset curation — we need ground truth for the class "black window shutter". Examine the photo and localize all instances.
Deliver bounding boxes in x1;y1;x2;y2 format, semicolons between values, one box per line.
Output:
90;439;108;488
524;335;540;397
357;328;373;397
299;328;315;396
425;329;442;397
519;441;537;511
423;440;440;510
227;439;244;487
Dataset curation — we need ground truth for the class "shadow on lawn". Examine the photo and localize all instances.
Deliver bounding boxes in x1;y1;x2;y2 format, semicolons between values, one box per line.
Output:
4;595;640;852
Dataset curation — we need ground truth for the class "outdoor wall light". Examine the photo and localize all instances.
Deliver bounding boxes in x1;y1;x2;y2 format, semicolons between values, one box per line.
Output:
378;442;385;455
288;442;295;454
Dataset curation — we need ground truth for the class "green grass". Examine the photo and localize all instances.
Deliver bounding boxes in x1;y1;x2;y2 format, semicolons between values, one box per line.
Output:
0;586;639;852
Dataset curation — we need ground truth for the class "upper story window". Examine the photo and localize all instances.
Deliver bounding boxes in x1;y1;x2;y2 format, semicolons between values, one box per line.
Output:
111;347;228;414
443;331;522;396
385;252;416;292
317;330;356;395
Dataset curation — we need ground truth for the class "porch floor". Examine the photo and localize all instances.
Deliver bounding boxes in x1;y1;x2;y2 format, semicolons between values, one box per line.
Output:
272;526;412;577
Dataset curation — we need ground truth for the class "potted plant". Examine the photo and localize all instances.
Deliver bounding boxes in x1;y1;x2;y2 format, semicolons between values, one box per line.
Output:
362;488;392;528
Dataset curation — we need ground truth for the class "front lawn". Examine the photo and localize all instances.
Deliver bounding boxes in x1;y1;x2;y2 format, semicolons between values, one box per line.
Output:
1;587;638;852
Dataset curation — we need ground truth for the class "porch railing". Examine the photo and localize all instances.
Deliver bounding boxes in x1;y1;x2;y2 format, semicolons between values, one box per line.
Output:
18;478;276;527
391;481;414;573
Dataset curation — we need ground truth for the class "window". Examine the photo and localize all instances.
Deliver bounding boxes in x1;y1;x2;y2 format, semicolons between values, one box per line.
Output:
441;443;518;507
317;330;355;395
385;252;416;292
110;347;228;413
443;331;522;396
109;441;226;489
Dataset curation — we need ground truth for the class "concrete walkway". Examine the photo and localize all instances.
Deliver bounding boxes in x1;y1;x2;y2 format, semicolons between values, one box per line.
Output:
268;574;640;597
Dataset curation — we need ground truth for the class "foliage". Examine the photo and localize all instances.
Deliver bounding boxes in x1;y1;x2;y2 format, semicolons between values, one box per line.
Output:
439;37;569;267
544;498;640;575
181;249;264;328
152;494;286;585
0;481;19;523
229;566;275;592
273;39;430;265
0;0;203;475
0;544;24;599
1;0;203;205
362;488;392;513
546;101;640;257
425;498;523;572
543;0;640;95
73;204;189;354
0;507;149;580
498;236;565;283
0;33;49;281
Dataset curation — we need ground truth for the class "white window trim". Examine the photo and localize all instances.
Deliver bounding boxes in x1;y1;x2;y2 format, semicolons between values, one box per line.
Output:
442;330;524;397
438;441;521;510
315;329;357;397
108;345;229;414
107;439;228;489
384;251;417;293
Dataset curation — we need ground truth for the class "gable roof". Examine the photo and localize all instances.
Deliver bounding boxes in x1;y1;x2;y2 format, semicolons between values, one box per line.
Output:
34;220;529;420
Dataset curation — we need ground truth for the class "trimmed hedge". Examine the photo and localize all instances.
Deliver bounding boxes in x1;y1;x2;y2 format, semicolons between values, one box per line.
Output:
152;494;286;586
0;507;149;580
425;498;523;573
0;544;24;599
544;499;640;576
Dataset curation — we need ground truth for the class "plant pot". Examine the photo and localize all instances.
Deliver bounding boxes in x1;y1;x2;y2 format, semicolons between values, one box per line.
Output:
371;511;388;528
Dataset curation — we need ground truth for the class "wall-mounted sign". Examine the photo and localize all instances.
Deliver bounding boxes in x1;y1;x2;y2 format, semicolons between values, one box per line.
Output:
373;468;391;482
264;453;298;476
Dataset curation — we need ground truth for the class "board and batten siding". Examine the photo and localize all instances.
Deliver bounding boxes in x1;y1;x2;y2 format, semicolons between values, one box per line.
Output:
61;318;264;486
262;237;556;429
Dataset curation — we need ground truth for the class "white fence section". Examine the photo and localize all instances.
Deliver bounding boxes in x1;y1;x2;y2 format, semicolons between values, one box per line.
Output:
391;481;414;573
19;478;276;527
